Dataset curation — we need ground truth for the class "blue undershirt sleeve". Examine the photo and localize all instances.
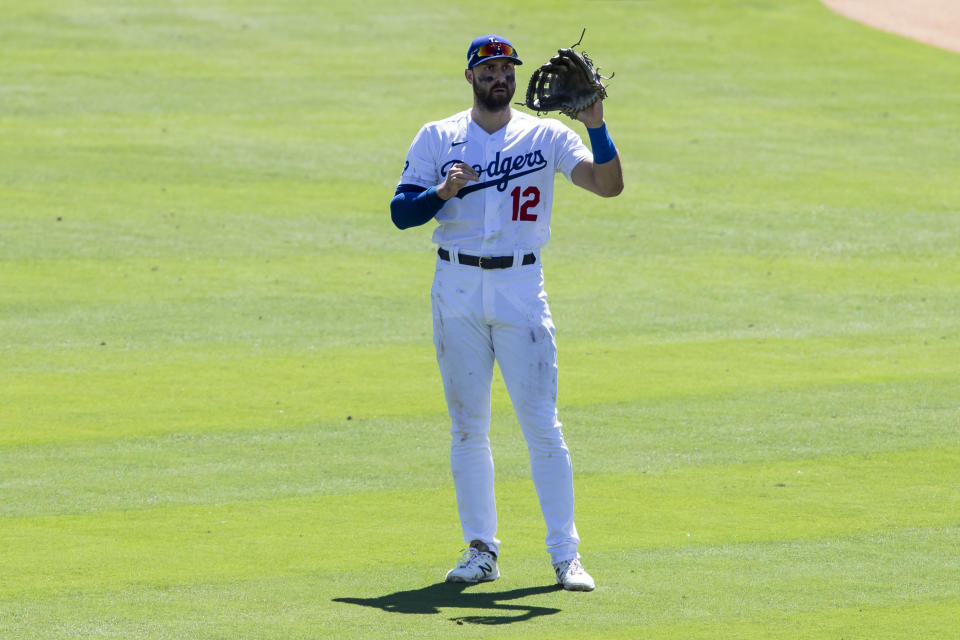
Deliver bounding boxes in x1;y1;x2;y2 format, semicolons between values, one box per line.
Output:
390;185;445;230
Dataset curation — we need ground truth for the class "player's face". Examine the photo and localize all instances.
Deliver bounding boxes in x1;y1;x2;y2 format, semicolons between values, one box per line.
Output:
469;60;516;110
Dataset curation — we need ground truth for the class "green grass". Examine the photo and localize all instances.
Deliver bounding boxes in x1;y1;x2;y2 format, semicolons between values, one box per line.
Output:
2;0;959;638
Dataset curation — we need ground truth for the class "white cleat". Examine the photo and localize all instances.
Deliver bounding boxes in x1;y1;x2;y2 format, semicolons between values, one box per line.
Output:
445;540;500;583
554;557;595;591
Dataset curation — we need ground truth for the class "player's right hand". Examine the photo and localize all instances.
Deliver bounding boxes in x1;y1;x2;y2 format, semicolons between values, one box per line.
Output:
437;162;479;200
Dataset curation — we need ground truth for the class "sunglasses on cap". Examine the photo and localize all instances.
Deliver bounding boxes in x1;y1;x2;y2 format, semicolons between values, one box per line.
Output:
475;41;516;59
467;36;522;68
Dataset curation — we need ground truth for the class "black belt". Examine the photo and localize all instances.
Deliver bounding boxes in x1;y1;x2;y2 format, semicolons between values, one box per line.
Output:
438;248;536;269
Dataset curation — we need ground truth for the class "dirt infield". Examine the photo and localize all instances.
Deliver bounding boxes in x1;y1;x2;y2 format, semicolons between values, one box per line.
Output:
821;0;960;53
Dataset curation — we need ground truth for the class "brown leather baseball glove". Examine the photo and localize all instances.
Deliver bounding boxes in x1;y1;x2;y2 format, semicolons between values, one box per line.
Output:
523;30;612;119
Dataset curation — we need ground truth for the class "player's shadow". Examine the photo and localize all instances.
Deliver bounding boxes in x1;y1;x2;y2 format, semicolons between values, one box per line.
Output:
333;582;563;625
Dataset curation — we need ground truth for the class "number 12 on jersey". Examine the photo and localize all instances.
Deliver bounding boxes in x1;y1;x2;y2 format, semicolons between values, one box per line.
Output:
511;185;540;221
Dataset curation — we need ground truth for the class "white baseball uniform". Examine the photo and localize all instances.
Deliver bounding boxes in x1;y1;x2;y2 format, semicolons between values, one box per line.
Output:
397;107;592;564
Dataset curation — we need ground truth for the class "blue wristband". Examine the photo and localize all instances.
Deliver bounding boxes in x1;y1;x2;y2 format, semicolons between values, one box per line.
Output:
587;122;618;165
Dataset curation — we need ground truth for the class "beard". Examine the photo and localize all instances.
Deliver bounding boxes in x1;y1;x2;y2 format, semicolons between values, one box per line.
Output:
474;80;515;111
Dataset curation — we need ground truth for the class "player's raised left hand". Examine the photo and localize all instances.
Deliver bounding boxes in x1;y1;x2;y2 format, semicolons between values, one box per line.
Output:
575;99;604;129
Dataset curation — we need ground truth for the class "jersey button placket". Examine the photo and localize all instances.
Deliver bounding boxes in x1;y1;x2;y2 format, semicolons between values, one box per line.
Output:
479;132;499;324
481;134;497;253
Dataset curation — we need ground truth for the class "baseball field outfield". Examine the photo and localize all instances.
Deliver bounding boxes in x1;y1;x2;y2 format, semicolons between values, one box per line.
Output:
2;1;958;638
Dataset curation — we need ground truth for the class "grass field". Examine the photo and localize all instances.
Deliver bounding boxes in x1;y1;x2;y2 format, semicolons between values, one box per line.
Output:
2;0;959;638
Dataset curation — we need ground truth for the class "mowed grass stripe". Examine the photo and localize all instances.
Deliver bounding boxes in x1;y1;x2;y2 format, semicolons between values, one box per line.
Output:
5;253;956;334
581;448;960;548
1;530;956;639
3;331;956;446
3;447;956;597
589;599;960;640
5;376;956;520
3;568;957;640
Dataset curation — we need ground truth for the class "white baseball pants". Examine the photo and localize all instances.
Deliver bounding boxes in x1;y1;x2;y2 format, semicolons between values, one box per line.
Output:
431;251;581;565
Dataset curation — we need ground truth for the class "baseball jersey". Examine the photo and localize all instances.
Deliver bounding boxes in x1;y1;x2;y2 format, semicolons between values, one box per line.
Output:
397;109;592;254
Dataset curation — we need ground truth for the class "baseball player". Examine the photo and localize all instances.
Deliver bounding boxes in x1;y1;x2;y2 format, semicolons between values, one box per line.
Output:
390;34;623;591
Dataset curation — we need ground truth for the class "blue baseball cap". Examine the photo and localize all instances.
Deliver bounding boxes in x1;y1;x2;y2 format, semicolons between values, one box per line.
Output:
467;34;523;69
